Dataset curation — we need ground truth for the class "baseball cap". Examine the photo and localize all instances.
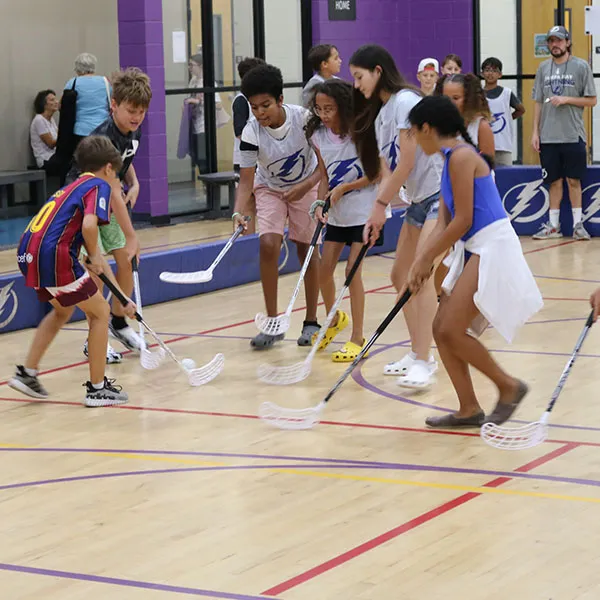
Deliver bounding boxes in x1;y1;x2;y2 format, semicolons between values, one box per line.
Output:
546;25;570;40
418;58;439;73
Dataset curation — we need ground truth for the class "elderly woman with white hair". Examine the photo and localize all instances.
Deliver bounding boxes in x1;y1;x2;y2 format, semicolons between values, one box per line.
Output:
64;52;112;142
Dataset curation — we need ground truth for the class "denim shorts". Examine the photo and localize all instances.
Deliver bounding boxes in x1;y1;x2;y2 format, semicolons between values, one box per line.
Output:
404;191;440;228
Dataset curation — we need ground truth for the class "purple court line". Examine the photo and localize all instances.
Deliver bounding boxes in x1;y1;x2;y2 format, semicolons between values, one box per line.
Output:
0;563;274;600
2;458;600;493
534;274;600;284
352;341;600;433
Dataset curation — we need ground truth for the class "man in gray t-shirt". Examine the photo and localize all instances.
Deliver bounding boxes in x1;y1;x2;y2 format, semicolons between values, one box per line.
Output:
531;26;597;241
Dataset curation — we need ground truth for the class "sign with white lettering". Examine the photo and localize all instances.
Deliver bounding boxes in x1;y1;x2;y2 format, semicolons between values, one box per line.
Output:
328;0;356;21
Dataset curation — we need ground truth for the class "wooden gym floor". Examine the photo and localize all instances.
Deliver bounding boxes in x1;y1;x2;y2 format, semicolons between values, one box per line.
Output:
0;222;599;599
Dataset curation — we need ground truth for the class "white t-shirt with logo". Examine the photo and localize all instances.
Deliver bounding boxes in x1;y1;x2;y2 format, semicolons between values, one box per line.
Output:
487;87;513;152
239;104;318;190
311;127;383;227
30;114;57;167
375;89;442;203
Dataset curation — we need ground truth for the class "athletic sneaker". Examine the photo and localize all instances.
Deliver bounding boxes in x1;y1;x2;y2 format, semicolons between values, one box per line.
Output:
109;324;142;354
573;221;591;240
83;377;129;407
8;365;48;399
532;222;562;239
83;340;123;364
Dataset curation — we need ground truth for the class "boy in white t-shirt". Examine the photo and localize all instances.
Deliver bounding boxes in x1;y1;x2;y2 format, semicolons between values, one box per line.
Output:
233;64;322;350
417;58;439;96
301;44;342;108
481;57;525;167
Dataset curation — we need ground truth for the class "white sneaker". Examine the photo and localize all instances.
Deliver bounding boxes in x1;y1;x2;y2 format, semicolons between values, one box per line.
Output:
573;221;591;240
384;352;438;376
532;222;562;239
83;340;123;364
109;324;142;354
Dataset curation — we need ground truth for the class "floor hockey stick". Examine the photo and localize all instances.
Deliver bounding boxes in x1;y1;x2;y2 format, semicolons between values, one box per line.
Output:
481;310;594;450
98;271;224;386
159;217;250;285
257;243;370;385
259;287;412;429
255;200;330;337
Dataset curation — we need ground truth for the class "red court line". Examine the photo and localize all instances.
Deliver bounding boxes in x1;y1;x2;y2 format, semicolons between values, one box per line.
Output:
260;443;577;597
0;283;394;388
523;240;577;254
1;396;599;449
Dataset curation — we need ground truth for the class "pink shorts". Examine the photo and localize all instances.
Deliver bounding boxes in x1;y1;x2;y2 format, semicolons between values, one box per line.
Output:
254;183;318;245
36;273;98;307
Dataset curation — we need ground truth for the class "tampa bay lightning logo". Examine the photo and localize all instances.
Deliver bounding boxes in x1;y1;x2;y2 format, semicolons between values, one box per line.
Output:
267;149;306;185
502;178;549;223
382;141;399;171
491;111;507;134
327;158;363;190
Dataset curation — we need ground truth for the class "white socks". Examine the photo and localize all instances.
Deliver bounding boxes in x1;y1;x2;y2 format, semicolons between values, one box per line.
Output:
91;382;104;390
549;209;560;229
24;367;38;377
572;207;582;225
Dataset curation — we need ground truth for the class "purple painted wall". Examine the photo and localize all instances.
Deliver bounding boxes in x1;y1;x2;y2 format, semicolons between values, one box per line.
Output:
117;0;169;221
312;0;473;83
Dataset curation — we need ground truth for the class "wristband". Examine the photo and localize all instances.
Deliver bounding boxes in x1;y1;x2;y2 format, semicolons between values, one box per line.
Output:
376;199;389;209
232;212;242;221
309;199;326;219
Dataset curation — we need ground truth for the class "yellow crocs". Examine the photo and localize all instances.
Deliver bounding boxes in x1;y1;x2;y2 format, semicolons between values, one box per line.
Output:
312;310;349;351
332;339;369;362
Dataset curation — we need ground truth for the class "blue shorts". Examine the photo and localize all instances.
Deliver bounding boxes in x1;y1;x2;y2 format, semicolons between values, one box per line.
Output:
404;192;440;228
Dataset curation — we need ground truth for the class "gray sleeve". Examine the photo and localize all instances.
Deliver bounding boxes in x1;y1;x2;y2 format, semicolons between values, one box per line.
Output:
582;63;597;97
301;78;318;108
532;66;545;103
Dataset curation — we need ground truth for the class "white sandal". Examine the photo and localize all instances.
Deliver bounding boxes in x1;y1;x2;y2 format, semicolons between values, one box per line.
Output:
396;360;436;389
384;353;438;376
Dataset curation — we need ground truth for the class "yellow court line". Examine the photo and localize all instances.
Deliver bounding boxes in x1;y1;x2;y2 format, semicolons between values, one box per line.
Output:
2;444;599;505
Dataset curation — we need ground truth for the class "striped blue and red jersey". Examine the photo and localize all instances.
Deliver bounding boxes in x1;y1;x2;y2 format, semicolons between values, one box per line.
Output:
17;174;111;288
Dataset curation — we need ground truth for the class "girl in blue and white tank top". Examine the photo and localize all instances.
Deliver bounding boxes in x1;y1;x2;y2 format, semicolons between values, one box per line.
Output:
349;44;442;390
306;80;384;362
406;95;543;429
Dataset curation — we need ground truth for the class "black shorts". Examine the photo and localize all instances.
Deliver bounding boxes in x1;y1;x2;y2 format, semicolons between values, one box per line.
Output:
324;224;384;247
540;139;588;185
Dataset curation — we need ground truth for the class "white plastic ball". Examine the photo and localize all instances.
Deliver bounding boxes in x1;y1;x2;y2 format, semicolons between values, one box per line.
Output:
182;358;196;370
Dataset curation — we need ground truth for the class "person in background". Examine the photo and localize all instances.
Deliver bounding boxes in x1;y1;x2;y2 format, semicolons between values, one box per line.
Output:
417;58;439;96
481;57;525;167
30;90;61;176
302;44;342;108
232;56;266;235
64;53;112;145
441;54;462;75
185;52;226;174
531;26;596;241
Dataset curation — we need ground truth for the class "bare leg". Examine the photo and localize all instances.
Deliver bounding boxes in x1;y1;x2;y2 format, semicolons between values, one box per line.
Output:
548;178;563;211
433;255;521;416
111;248;133;318
391;220;437;361
25;303;75;370
295;240;320;323
259;233;283;317
78;292;111;384
319;241;345;327
347;242;366;346
566;177;582;209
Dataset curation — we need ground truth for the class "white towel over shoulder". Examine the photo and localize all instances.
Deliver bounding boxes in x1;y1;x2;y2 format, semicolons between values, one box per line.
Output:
442;218;543;343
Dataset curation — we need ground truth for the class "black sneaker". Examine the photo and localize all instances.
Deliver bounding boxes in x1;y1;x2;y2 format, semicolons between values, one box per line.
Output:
8;365;48;399
83;377;129;407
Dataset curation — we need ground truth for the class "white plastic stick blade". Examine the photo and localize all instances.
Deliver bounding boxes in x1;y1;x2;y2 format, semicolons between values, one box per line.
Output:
480;421;548;450
159;270;213;284
140;347;167;370
187;353;225;386
258;400;325;430
257;360;311;385
254;312;290;336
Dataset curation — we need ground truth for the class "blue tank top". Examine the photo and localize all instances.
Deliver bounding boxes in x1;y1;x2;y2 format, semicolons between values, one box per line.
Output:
441;145;507;241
